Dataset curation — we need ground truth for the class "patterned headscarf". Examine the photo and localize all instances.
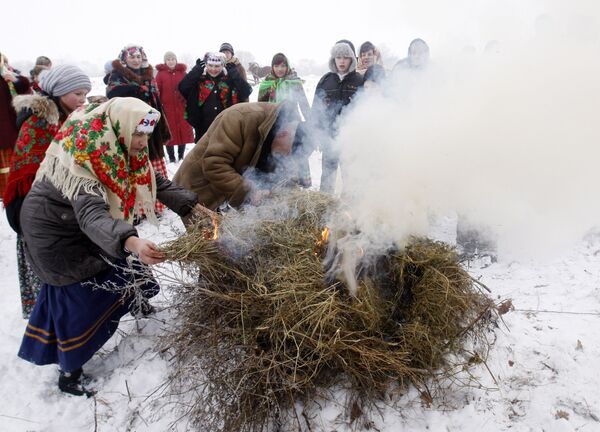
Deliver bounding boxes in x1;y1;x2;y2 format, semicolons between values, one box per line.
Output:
118;44;149;68
35;97;160;224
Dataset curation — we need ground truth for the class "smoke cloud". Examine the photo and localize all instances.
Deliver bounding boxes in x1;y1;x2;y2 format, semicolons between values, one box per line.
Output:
332;23;600;259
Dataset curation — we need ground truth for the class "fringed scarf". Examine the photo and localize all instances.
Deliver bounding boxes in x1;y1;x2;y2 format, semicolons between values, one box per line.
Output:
35;97;160;225
2;95;61;206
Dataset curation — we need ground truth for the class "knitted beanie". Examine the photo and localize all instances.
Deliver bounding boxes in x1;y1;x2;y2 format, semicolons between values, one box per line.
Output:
219;42;234;56
164;51;177;62
39;64;92;97
205;52;226;67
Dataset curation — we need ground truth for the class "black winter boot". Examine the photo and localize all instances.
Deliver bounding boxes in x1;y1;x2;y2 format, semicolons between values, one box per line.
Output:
58;368;95;397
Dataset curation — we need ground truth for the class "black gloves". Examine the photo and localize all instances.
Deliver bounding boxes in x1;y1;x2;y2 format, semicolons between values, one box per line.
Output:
225;62;238;76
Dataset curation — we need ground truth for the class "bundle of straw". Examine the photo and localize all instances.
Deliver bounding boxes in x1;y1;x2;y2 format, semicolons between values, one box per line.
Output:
161;190;497;431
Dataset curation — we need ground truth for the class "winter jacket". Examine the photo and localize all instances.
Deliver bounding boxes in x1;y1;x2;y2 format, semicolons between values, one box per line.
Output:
155;63;194;146
173;102;282;211
106;61;170;160
227;57;250;102
0;74;31;150
4;94;64;233
178;61;252;139
311;71;363;136
20;173;197;286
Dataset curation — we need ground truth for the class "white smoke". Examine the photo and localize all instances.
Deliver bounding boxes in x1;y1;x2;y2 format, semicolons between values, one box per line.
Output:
332;22;600;260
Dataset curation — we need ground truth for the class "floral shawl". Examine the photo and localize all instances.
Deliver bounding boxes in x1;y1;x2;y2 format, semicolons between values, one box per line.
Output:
35;97;160;224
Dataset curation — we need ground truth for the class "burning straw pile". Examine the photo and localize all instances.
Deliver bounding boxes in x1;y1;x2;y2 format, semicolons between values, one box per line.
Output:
161;190;497;431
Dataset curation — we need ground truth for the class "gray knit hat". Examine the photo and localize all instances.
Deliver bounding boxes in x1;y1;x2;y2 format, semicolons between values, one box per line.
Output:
164;51;177;62
39;64;91;97
219;42;234;55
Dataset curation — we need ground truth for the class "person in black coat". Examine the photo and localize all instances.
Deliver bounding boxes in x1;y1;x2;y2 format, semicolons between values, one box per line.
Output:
311;41;364;193
178;52;252;141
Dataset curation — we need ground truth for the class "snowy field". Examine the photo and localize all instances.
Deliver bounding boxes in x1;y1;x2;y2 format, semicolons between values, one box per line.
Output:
1;76;599;431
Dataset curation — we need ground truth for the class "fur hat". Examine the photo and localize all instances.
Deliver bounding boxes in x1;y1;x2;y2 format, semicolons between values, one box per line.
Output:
118;44;149;68
336;39;356;56
219;42;234;55
164;51;177;62
328;42;357;74
39;64;91;97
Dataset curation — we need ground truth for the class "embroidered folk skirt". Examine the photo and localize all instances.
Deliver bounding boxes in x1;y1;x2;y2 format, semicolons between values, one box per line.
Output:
18;260;159;372
17;235;43;319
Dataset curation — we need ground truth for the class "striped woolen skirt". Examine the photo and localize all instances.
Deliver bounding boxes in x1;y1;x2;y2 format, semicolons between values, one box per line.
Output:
18;260;159;373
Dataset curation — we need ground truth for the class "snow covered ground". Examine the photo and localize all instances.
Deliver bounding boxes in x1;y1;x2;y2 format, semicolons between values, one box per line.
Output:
1;77;599;431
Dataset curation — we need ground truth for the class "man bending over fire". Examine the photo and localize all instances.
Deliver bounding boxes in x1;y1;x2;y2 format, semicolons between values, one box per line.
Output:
173;101;309;223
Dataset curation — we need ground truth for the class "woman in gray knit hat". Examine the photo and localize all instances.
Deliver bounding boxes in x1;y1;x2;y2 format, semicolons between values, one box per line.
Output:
4;64;91;319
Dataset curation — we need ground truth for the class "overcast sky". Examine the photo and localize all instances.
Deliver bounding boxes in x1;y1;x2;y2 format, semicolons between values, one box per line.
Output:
2;0;598;71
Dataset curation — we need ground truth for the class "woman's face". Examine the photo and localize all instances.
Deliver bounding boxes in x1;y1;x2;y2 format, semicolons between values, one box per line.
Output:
166;57;177;70
206;63;223;77
126;52;143;69
130;132;151;156
273;62;288;78
59;89;89;114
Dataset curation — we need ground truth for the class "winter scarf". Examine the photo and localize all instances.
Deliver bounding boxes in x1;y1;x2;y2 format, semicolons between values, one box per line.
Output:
106;61;159;108
258;71;304;103
35;97;160;225
197;74;238;109
3;95;62;206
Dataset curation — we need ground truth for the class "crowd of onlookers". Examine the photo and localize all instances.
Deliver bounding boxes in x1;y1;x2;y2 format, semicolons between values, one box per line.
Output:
0;37;431;397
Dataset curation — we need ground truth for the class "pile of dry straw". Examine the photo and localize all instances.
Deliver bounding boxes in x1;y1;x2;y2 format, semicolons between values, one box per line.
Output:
161;190;498;431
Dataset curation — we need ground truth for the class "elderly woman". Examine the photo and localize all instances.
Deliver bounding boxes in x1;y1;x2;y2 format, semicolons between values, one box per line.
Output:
17;97;203;396
178;51;252;140
4;64;91;318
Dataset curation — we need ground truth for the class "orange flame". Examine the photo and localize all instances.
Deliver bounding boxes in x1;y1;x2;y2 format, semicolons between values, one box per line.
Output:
313;227;330;256
211;214;219;240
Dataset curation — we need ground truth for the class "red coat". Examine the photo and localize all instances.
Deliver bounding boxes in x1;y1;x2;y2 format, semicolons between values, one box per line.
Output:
1;75;31;150
155;63;195;146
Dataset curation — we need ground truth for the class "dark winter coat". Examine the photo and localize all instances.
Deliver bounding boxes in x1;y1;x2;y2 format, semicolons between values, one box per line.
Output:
0;74;31;150
178;60;252;139
173;102;282;211
311;71;363;135
20;173;197;286
155;63;195;146
106;62;170;160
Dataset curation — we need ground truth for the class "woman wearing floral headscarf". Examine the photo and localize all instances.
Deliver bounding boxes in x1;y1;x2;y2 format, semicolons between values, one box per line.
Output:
17;97;203;396
106;44;171;217
178;51;252;140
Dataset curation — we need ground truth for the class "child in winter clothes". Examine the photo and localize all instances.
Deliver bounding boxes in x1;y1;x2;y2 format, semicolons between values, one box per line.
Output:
156;51;194;162
258;53;312;187
178;52;252;140
106;44;171;216
1;52;31;198
4;64;91;318
356;41;384;75
311;41;364;193
17;97;204;396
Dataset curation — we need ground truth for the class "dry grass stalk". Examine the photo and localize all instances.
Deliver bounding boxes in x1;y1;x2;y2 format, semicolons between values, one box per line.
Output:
160;190;497;431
